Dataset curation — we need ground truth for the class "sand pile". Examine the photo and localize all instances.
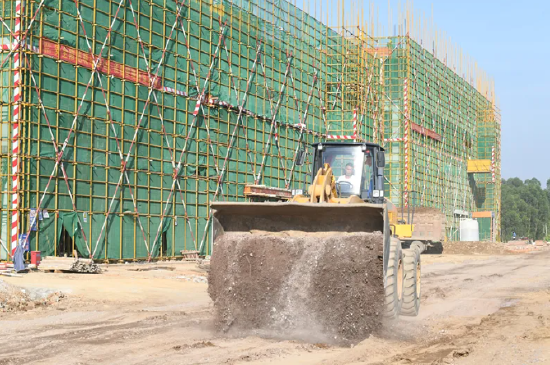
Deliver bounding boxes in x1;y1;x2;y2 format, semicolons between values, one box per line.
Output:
209;231;384;344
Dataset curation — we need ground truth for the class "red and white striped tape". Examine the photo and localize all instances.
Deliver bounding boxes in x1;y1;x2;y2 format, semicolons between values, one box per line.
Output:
326;109;357;140
491;145;495;183
162;86;187;97
192;95;202;116
286;122;321;137
10;0;22;255
326;134;355;140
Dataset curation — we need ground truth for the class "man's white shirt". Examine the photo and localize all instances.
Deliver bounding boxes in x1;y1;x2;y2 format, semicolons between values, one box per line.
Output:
337;175;360;187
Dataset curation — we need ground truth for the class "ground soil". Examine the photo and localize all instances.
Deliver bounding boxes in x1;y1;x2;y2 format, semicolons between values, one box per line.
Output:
1;249;549;364
209;232;384;344
441;241;508;255
441;240;550;255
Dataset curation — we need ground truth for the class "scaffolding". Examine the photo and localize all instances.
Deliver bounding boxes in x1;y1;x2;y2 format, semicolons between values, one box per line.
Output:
380;36;500;241
0;0;501;261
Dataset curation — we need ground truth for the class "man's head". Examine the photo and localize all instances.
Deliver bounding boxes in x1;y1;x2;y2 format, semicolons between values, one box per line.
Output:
365;155;372;166
344;163;354;177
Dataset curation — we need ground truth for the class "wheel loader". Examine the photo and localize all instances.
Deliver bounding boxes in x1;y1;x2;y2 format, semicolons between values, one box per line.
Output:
208;142;422;343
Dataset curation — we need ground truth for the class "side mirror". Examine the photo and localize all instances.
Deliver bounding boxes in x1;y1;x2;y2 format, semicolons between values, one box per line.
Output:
376;151;385;168
296;149;306;166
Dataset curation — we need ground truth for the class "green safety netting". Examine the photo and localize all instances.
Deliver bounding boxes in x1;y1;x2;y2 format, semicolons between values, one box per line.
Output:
478;217;492;241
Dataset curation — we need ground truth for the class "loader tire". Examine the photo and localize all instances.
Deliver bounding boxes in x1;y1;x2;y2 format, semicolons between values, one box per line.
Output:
400;246;421;316
411;240;425;254
384;237;404;318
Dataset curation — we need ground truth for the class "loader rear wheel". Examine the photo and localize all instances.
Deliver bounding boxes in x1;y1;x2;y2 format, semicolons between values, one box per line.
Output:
400;246;421;316
384;237;404;318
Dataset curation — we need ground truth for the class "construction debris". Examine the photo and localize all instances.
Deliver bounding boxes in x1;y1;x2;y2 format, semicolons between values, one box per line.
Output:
0;279;65;312
0;272;23;278
180;250;200;261
39;257;101;274
196;259;211;272
176;275;208;284
129;266;175;272
71;259;102;274
504;240;550;253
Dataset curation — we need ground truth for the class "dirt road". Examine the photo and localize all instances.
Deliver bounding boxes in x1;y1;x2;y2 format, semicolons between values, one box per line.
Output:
1;251;549;365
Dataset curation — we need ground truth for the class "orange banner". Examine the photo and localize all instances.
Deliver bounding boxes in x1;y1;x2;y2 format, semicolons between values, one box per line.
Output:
411;122;442;142
40;38;161;89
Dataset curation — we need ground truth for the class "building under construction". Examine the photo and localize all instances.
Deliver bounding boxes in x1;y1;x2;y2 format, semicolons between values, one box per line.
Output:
0;0;500;260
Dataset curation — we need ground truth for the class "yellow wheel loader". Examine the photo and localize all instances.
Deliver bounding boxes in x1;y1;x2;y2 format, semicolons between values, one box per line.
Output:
208;142;421;343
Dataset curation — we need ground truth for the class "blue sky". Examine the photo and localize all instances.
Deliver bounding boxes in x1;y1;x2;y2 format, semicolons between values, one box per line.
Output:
296;0;549;187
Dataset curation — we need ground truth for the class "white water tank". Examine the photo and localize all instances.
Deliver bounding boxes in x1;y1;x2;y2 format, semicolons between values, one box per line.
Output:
460;218;479;241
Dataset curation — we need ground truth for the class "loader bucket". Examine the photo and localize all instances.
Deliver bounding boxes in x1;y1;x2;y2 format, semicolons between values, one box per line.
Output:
208;201;387;344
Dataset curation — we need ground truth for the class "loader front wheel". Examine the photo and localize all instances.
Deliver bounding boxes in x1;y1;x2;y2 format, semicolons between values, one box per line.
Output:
400;246;421;316
384;237;404;318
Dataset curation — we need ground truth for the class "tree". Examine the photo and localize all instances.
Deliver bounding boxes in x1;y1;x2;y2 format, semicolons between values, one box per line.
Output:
501;178;550;241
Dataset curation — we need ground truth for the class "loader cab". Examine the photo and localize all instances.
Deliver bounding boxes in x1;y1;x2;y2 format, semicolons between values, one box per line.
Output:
311;142;386;204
